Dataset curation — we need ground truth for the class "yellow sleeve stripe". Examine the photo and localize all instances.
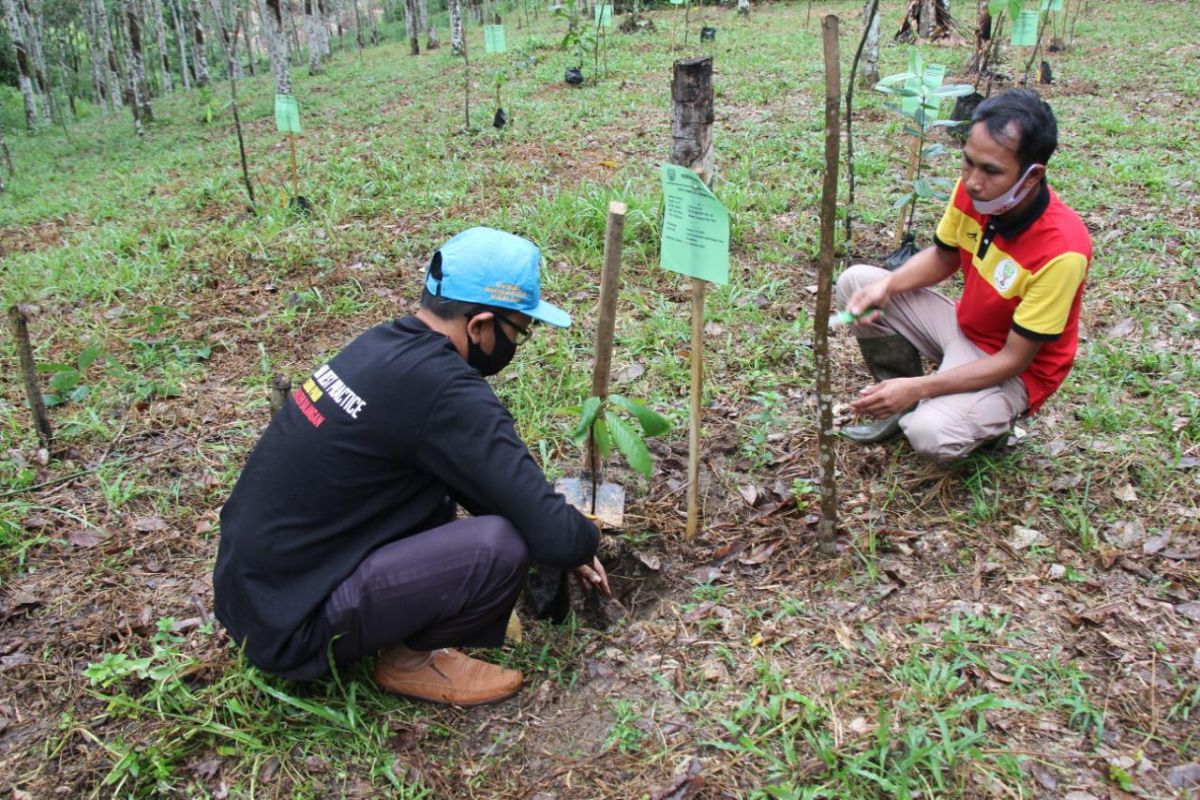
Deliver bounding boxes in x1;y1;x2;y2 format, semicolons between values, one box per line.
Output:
934;180;965;249
1012;251;1088;336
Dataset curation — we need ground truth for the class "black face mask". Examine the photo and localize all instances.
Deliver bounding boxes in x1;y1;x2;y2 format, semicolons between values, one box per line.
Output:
467;317;516;377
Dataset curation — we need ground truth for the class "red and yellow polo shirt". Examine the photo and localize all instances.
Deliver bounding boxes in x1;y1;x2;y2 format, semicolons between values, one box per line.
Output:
934;179;1091;414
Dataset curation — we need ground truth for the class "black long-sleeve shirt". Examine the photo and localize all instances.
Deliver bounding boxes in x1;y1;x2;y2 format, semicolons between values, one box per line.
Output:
213;316;599;676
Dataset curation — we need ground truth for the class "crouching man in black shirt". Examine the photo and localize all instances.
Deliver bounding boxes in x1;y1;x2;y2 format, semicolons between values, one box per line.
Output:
213;227;607;706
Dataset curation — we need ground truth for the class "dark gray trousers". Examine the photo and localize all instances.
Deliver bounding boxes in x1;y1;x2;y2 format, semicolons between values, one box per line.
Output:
284;515;530;680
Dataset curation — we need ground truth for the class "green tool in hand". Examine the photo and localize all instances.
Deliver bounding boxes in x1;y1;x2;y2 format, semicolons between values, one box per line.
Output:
830;306;885;328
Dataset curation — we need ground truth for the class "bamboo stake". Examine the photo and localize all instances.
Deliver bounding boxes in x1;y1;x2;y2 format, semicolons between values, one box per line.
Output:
816;15;841;555
288;130;299;197
587;201;627;494
9;304;54;450
687;276;704;537
894;134;921;246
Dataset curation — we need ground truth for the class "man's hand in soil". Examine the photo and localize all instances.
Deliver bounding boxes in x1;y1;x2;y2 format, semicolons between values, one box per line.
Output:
573;557;611;597
852;377;924;418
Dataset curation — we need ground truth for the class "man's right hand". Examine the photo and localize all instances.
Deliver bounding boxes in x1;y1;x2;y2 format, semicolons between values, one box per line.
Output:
847;278;891;323
573;556;611;597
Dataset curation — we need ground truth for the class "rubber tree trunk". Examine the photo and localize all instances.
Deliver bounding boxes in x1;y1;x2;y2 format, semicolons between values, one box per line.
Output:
967;0;991;74
1;0;39;128
241;10;255;74
258;0;291;94
151;0;173;91
403;0;418;54
304;0;322;72
736;0;748;16
423;0;438;51
124;0;154;123
191;0;210;86
815;15;841;555
167;0;190;89
0;123;13;187
449;0;463;55
94;0;124;106
860;0;880;87
85;2;111;111
22;0;52;122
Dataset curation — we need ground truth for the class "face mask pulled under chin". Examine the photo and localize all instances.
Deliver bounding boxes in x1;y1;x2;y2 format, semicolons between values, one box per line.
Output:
467;318;516;377
971;163;1043;216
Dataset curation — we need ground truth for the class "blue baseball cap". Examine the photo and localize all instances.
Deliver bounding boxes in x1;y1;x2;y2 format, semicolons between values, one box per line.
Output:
425;227;572;329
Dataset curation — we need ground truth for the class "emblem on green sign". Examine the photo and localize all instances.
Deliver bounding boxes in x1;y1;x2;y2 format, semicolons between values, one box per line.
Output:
484;24;506;53
659;164;730;286
1010;10;1040;46
274;94;301;134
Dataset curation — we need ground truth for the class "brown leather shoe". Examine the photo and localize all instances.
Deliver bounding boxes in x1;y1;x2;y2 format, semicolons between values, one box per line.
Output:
373;649;524;707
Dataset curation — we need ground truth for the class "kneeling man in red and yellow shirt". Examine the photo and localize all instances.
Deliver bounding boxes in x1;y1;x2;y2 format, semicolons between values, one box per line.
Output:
837;89;1091;463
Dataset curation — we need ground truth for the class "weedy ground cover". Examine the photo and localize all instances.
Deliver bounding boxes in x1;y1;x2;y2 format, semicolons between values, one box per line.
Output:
1;0;1198;797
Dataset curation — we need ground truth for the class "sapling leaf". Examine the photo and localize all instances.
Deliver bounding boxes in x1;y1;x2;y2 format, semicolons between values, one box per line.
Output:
49;369;80;391
922;143;948;159
606;411;652;477
593;417;612;460
609;394;670;436
892;192;917;209
78;344;102;372
931;83;976;97
572;396;602;446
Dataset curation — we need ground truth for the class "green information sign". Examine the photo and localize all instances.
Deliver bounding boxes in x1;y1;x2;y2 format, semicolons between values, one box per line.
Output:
669;0;685;5
1040;0;1063;11
484;24;506;53
901;62;945;119
659;164;730;286
274;94;300;134
1011;10;1040;46
594;4;613;26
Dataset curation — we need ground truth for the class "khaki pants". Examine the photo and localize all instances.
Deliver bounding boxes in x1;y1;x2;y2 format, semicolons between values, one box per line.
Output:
835;264;1028;463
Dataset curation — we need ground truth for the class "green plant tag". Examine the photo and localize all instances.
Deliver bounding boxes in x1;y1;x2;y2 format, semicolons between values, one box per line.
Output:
274;94;300;133
595;4;613;26
670;0;685;5
1040;0;1062;11
1011;10;1040;46
659;164;730;286
484;24;506;53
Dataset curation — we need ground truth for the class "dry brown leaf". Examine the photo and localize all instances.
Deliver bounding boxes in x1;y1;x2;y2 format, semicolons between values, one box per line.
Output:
67;530;101;549
133;515;170;533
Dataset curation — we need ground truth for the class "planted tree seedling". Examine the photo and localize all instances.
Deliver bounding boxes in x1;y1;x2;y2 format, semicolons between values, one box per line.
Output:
274;94;311;214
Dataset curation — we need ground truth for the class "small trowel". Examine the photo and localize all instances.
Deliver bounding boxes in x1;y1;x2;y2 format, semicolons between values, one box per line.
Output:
554;201;628;529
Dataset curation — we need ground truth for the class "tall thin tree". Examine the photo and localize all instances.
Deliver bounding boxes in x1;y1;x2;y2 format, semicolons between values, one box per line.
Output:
123;0;153;121
303;0;322;72
191;0;211;86
257;0;291;94
165;0;190;88
449;0;463;55
150;0;173;91
1;0;40;128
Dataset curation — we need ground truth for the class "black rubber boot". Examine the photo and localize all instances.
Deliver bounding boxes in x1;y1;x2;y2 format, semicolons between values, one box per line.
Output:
843;335;924;445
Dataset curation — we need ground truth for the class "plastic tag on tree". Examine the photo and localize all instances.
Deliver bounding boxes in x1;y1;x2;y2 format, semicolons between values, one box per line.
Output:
274;94;301;134
659;164;730;285
1040;0;1062;11
484;24;506;53
1010;10;1039;46
594;4;613;26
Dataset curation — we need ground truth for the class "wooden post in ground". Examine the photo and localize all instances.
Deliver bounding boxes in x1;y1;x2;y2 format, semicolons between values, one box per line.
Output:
587;201;627;481
815;15;841;556
670;56;714;539
9;304;54;450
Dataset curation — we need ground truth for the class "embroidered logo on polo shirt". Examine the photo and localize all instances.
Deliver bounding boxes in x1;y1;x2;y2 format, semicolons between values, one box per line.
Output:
994;259;1018;293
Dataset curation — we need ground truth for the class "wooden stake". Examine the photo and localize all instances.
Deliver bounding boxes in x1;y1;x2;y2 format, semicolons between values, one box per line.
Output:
894;133;921;246
670;56;714;540
687;276;704;538
587;201;628;480
9;304;54;451
288;131;299;198
816;15;841;555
